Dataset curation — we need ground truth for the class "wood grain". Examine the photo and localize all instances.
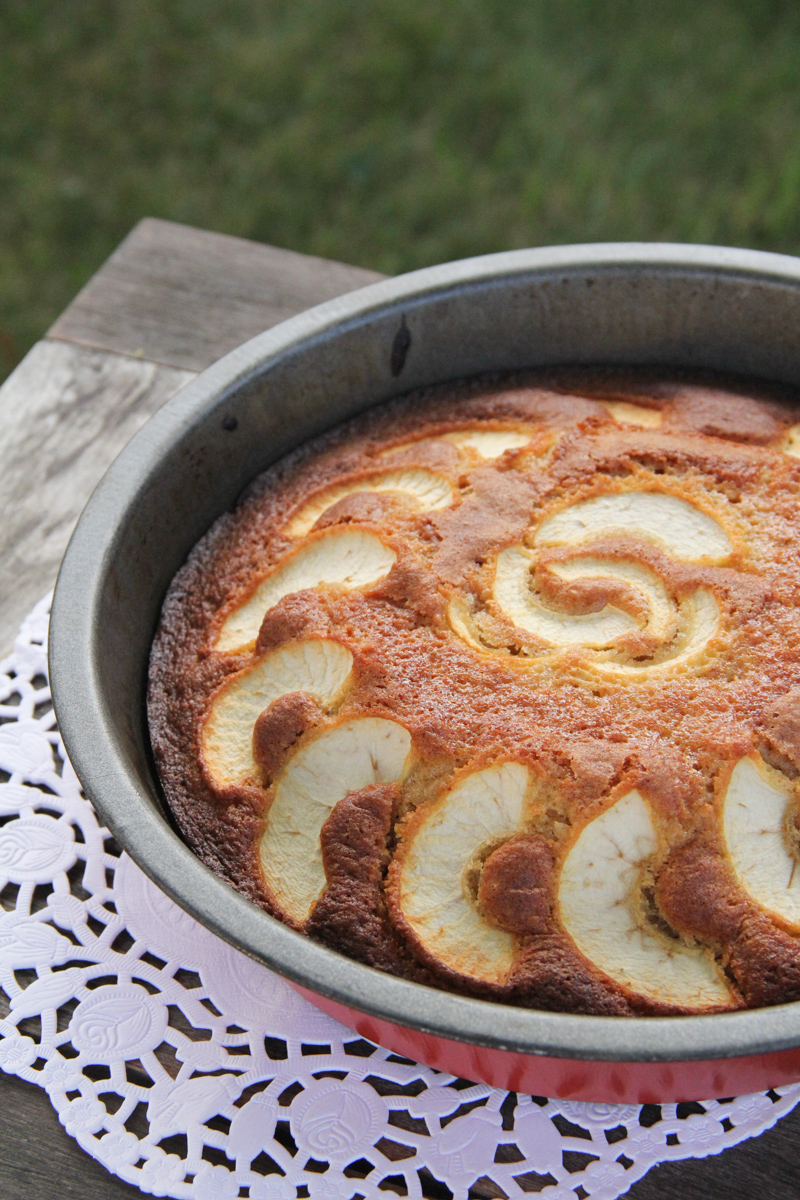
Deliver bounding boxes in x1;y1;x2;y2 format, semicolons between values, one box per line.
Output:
0;1072;143;1200
626;1102;800;1198
48;217;384;372
0;339;193;654
2;217;799;1197
1;219;383;654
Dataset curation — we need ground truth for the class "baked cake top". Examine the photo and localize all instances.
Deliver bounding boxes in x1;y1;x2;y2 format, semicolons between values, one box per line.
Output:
149;370;800;1016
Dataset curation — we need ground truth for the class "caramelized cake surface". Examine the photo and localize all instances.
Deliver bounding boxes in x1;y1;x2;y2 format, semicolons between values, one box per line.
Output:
149;370;800;1014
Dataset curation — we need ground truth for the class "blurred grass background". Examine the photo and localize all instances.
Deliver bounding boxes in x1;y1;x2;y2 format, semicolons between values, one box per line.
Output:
3;0;800;382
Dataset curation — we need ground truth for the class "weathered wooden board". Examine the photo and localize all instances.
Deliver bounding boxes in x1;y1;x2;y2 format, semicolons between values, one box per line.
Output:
48;217;384;372
626;1102;800;1198
2;217;799;1198
0;1071;143;1200
0;218;383;654
0;339;193;653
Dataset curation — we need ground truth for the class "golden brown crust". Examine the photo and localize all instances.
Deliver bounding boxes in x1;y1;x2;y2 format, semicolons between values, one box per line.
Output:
479;837;555;935
253;693;323;784
149;367;800;1015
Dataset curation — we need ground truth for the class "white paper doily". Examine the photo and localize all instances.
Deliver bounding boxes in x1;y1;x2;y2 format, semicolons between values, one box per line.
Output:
1;595;799;1200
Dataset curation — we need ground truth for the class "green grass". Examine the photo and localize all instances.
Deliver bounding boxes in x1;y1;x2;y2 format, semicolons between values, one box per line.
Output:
3;0;800;380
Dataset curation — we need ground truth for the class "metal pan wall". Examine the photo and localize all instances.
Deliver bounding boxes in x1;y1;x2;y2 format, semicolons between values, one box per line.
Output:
49;243;800;1101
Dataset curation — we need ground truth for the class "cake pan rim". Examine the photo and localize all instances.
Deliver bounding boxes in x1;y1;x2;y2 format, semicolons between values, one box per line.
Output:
49;239;800;1068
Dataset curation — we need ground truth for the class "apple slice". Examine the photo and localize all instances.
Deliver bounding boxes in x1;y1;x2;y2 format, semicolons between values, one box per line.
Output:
493;550;668;649
486;489;728;666
201;639;354;789
446;596;495;655
397;762;531;984
215;528;396;653
601;400;663;428
553;557;675;640
442;429;533;459
286;469;453;537
260;717;412;924
559;791;732;1008
379;427;533;462
535;490;732;562
597;587;719;678
783;426;800;457
723;755;800;927
452;561;719;674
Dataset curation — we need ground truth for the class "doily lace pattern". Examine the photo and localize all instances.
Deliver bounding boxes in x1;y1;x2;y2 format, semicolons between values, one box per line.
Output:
1;595;799;1200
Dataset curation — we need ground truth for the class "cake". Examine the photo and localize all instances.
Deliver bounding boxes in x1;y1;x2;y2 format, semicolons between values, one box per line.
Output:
148;369;800;1016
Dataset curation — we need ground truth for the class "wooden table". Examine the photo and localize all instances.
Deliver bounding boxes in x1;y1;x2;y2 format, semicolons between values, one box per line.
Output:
1;219;798;1198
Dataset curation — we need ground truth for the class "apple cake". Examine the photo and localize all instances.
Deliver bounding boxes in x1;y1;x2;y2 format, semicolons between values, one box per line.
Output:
148;368;800;1016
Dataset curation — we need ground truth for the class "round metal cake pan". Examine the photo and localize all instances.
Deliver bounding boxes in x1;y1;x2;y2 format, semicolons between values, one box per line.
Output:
49;242;800;1103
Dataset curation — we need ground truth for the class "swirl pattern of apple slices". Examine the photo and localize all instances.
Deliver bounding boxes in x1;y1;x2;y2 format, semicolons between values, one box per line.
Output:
722;754;800;927
559;792;733;1009
201;639;355;789
395;760;733;1005
201;636;413;924
452;489;731;677
286;468;454;537
215;528;397;654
